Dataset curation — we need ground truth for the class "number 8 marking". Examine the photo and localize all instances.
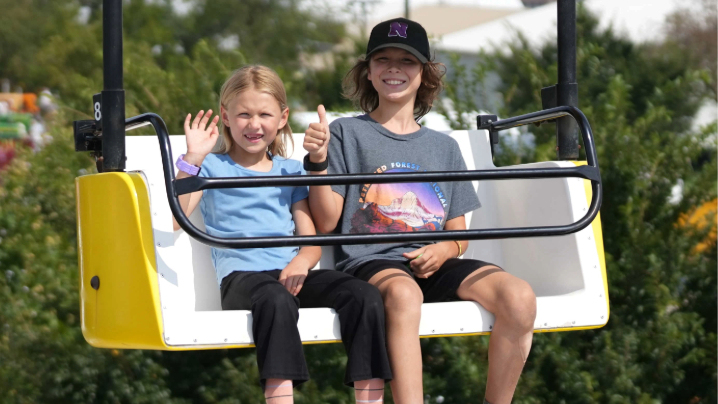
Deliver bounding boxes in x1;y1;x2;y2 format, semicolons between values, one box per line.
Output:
94;102;102;121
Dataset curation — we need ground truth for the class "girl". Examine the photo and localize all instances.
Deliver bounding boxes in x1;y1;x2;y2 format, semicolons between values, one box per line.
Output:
173;65;392;404
303;19;537;404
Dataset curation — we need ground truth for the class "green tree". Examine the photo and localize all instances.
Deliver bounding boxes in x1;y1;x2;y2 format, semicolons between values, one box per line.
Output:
0;0;351;123
0;118;187;403
432;5;716;404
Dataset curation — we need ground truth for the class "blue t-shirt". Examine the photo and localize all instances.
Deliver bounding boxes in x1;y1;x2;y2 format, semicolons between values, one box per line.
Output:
198;153;309;286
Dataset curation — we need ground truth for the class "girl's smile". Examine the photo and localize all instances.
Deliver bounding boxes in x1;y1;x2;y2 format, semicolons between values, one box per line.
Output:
244;132;265;143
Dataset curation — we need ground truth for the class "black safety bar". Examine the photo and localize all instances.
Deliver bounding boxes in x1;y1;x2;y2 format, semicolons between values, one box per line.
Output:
126;105;601;249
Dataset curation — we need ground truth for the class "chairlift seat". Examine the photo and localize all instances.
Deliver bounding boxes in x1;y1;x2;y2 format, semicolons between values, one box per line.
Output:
75;129;609;350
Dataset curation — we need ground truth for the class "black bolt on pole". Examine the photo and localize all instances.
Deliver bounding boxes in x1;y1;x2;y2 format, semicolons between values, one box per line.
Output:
101;0;126;171
556;0;579;160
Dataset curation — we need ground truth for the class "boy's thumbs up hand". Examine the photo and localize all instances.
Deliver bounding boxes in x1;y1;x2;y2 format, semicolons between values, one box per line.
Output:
317;104;328;127
303;104;330;166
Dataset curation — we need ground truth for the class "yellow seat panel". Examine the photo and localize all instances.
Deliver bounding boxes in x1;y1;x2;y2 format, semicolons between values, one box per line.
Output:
76;172;166;349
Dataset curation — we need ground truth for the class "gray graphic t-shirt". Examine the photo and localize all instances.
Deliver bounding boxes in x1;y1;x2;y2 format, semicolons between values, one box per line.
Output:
327;115;481;273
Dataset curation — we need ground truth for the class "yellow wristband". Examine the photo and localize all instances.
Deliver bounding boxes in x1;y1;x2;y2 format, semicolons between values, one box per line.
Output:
454;240;463;258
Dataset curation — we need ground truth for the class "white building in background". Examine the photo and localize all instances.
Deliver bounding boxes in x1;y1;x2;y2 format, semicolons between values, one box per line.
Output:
435;0;701;54
428;0;715;129
342;0;700;48
339;0;526;38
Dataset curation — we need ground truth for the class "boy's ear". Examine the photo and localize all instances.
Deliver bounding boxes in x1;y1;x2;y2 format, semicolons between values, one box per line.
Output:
220;105;229;126
364;54;375;81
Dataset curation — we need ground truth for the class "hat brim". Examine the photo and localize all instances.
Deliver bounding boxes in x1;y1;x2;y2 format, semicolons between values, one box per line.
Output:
366;43;429;64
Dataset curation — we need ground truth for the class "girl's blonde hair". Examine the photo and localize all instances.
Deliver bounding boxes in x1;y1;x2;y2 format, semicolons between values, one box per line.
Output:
342;54;446;120
216;65;293;157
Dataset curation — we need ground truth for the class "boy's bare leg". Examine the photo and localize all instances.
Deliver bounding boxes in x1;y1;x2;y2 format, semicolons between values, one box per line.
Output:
368;269;424;404
457;266;537;404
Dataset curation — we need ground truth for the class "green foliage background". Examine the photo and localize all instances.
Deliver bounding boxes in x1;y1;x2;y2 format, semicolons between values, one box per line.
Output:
0;1;715;403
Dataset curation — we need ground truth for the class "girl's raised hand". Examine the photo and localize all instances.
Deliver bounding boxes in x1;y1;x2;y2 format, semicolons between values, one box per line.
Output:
303;104;330;165
184;110;220;160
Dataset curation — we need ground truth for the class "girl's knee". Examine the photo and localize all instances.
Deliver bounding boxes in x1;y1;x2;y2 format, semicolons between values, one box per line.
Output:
358;284;385;312
255;285;299;312
334;280;386;315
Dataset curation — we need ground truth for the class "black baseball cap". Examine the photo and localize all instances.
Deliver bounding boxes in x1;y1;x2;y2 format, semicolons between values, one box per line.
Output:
366;18;430;64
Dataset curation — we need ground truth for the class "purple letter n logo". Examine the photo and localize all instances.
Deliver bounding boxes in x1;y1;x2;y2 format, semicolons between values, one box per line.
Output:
388;22;408;38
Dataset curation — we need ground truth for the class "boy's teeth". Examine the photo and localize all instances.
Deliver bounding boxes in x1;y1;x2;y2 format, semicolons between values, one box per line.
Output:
385;80;404;85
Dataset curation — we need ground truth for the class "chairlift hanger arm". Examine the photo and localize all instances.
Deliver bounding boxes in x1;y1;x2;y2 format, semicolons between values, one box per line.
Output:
124;106;602;250
477;106;599;167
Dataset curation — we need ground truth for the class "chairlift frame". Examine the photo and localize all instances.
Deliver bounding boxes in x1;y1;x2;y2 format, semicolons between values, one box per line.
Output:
125;105;601;250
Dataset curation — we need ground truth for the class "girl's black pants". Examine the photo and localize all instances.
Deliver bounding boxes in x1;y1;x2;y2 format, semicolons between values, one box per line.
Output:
220;269;393;387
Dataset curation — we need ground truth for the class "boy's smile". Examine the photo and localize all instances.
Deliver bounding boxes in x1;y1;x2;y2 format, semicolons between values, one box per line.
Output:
383;78;406;86
368;48;423;102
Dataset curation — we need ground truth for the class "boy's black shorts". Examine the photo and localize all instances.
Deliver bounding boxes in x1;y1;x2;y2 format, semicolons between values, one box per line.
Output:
351;258;499;303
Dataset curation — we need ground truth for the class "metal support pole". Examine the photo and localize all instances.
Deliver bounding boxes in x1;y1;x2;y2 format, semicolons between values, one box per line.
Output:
556;0;578;160
405;0;410;19
101;0;126;171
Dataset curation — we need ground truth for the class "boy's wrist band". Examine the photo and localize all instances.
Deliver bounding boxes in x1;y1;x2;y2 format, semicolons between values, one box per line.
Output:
454;240;463;258
176;154;201;176
303;154;329;171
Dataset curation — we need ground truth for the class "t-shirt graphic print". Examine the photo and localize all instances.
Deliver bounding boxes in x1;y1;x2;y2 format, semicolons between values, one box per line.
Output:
352;163;446;233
